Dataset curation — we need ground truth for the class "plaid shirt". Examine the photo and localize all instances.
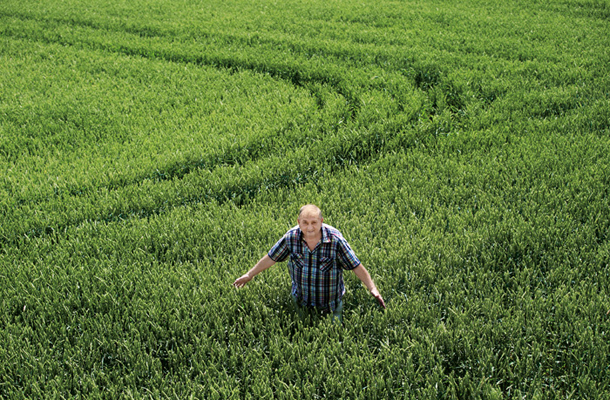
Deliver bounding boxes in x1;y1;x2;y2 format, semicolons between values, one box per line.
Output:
268;224;360;311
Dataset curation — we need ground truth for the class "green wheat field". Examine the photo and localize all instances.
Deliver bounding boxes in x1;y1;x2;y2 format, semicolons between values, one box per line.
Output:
1;0;609;398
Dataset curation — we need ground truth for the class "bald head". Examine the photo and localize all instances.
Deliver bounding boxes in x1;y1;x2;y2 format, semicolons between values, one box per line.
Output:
298;204;322;220
298;204;323;240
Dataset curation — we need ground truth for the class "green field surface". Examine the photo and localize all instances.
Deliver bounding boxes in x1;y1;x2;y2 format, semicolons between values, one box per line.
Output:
1;0;609;398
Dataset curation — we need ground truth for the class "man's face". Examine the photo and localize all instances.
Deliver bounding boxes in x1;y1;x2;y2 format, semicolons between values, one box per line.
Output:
298;212;323;240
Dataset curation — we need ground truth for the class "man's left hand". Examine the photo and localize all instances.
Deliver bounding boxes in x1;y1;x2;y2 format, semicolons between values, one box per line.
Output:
370;288;386;309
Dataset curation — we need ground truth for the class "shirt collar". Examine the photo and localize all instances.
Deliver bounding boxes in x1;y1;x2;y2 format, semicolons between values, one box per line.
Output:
321;224;331;243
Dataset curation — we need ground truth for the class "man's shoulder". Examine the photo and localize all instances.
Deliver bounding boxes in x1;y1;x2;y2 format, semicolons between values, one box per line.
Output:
322;224;346;241
284;225;301;238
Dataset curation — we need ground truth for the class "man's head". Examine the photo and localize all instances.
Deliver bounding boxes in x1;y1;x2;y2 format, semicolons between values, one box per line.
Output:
298;204;323;239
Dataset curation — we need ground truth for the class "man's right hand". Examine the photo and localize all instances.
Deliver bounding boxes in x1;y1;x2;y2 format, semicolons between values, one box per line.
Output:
233;255;276;288
233;274;252;288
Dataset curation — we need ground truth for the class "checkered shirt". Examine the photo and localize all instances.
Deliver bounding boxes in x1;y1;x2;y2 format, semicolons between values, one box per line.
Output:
268;224;360;311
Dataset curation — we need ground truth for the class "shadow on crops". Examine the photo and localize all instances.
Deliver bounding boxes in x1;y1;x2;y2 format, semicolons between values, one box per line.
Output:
0;9;169;39
556;0;610;20
1;9;361;117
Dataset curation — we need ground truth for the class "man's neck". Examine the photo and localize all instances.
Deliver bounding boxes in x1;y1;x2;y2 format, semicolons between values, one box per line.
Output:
302;231;322;251
304;238;319;251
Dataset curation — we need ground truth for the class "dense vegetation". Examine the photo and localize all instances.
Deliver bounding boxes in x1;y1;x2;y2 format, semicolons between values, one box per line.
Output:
1;0;609;398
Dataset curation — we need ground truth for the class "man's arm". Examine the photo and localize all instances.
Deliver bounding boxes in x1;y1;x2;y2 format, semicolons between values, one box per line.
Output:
233;254;276;288
352;264;386;309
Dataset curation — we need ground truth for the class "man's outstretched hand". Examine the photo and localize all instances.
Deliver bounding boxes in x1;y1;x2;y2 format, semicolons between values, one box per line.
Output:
233;256;276;288
370;288;386;309
233;274;252;288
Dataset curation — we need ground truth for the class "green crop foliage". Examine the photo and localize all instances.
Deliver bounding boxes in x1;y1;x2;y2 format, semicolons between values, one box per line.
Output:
1;0;609;398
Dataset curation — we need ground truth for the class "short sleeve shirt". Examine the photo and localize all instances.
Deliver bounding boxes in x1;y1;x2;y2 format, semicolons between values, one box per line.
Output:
268;224;360;311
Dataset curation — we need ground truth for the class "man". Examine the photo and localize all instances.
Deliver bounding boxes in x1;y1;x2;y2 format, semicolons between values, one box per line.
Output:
233;204;385;322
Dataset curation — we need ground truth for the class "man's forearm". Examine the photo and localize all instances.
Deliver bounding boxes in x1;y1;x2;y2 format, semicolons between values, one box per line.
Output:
352;264;377;292
234;254;276;288
247;254;276;278
352;264;386;308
